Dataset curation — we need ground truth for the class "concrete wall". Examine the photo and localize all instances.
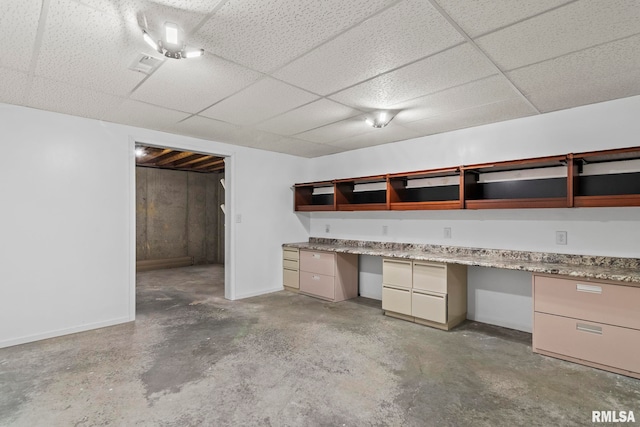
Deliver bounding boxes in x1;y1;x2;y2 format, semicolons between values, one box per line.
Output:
305;95;640;332
136;168;224;265
0;103;310;349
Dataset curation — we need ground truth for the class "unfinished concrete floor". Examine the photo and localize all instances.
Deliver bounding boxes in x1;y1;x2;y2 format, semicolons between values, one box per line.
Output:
1;265;639;426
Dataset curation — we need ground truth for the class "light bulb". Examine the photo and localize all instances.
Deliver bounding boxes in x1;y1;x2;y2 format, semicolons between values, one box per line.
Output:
164;22;179;45
143;31;158;51
184;49;204;59
135;147;146;157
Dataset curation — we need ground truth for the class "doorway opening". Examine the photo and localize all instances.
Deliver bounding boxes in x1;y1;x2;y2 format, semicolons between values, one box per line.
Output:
133;143;227;313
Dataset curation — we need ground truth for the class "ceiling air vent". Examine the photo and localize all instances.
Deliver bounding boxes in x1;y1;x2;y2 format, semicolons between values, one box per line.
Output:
129;54;162;74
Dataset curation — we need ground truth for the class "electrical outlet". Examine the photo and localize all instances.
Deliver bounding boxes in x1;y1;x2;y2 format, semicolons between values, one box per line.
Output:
556;231;567;245
235;214;242;224
444;227;452;239
325;224;330;233
382;225;388;235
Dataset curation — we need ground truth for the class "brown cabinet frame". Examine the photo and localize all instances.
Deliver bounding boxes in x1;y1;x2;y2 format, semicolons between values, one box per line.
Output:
293;146;640;211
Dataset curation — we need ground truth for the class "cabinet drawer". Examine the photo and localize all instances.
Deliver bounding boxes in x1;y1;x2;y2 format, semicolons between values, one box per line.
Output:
412;290;447;324
534;276;640;330
283;259;299;270
382;286;412;316
300;250;335;276
413;261;446;293
283;247;299;261
283;268;299;289
382;259;412;288
300;271;335;300
534;312;640;374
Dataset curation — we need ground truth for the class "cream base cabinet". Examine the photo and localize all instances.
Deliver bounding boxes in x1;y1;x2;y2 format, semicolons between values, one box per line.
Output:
533;274;640;379
299;250;358;302
382;258;467;331
282;247;300;292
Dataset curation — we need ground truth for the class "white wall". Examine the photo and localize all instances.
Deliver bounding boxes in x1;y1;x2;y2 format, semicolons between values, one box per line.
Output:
305;95;640;332
0;103;310;348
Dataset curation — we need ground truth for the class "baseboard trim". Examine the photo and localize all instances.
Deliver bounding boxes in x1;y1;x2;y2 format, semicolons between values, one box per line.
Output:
234;286;284;300
0;316;133;349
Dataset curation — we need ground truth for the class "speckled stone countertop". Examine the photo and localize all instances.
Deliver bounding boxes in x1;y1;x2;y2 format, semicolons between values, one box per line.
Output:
284;238;640;285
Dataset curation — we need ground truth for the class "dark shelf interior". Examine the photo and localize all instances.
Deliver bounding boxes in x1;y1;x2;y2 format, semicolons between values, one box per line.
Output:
311;194;334;205
468;178;567;200
577;172;640;196
351;190;386;204
398;185;459;202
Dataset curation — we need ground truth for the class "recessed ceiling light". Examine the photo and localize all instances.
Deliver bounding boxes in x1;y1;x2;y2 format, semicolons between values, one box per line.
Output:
142;22;204;60
365;110;396;128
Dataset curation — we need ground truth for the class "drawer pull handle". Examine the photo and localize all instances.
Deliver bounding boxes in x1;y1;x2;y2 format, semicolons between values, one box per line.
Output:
312;275;320;281
576;284;602;294
576;323;602;335
414;291;445;299
415;263;445;269
384;286;410;293
384;259;410;265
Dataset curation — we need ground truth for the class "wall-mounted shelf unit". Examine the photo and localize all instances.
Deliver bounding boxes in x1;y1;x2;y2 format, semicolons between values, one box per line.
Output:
293;146;640;212
335;175;388;211
463;155;569;210
294;181;335;211
388;168;461;210
571;147;640;208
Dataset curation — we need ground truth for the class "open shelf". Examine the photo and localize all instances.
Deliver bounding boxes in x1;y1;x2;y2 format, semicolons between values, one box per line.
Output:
294;181;335;211
335;175;388;211
571;148;640;207
293;146;640;212
388;168;461;210
463;156;569;209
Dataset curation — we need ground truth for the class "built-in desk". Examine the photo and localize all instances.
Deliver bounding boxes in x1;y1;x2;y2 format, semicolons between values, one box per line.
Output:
283;238;640;379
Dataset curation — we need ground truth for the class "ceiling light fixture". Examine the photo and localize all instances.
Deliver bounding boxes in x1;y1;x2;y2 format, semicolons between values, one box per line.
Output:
135;146;146;157
365;110;395;129
143;22;204;60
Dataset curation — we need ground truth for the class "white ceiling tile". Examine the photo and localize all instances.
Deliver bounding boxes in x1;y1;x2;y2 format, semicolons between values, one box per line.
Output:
36;0;147;96
27;77;124;120
476;0;640;71
163;115;242;143
273;0;464;95
0;68;30;106
330;44;496;109
527;72;640;113
166;115;286;148
508;35;640;95
194;0;397;73
436;0;572;37
72;0;218;33
327;122;422;151
101;99;190;131
256;99;361;136
131;54;262;113
393;75;520;124
245;138;345;158
200;77;318;125
402;98;537;135
295;115;372;144
508;35;640;112
0;0;42;71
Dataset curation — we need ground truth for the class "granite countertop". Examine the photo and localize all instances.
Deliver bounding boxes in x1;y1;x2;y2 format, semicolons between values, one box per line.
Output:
284;238;640;285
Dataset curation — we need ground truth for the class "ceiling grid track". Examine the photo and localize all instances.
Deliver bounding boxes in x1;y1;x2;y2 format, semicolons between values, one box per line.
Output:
427;0;541;115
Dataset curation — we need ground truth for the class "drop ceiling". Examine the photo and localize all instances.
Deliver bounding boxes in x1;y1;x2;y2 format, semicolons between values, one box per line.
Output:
1;0;639;158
